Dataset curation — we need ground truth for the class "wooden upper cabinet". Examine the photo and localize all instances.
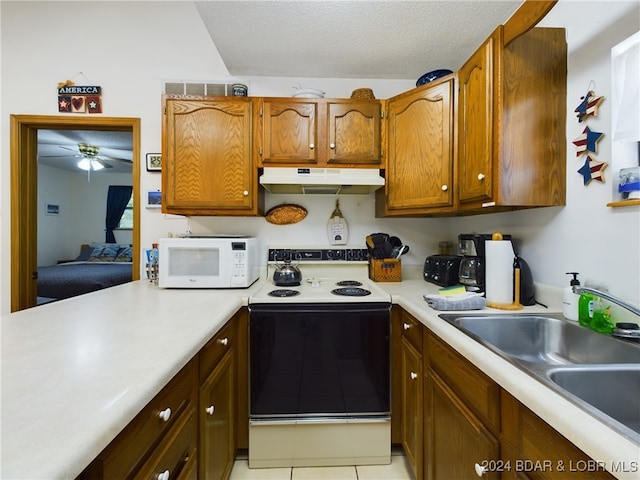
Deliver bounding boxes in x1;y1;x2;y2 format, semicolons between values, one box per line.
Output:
327;101;382;165
162;96;263;216
259;99;318;165
457;33;496;206
457;25;567;213
257;98;382;167
376;77;455;216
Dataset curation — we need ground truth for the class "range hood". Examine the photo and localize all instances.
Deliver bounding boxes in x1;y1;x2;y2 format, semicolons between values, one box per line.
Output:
259;167;385;194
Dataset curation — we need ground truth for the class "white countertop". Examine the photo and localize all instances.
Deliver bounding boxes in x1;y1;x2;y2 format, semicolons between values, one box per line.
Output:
2;270;638;479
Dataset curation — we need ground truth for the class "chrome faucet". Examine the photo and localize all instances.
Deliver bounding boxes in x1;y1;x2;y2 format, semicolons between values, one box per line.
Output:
573;286;640;317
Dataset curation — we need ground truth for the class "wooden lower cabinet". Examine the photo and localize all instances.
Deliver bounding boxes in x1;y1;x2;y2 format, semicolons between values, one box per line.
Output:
199;350;235;480
501;391;616;480
79;310;248;480
391;308;615;480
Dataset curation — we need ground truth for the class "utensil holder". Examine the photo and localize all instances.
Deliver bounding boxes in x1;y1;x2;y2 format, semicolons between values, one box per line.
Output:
369;258;402;282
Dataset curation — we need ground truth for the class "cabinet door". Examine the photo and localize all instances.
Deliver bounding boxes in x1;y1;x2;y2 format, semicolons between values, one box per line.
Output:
401;337;423;480
260;99;318;164
457;32;497;205
199;349;235;480
426;370;500;480
382;80;455;214
327;101;381;165
163;97;256;215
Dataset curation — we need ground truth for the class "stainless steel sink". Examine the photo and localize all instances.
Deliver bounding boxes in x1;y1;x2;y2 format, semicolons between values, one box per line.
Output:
441;314;640;365
439;313;640;443
547;365;640;439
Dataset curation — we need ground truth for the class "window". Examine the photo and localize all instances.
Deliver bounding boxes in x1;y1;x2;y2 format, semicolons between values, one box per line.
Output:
117;193;134;229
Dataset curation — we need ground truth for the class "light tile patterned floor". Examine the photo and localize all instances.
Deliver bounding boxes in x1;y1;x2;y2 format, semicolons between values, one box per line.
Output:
229;449;413;480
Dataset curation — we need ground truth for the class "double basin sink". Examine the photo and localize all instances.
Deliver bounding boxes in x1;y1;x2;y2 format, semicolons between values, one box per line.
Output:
439;313;640;443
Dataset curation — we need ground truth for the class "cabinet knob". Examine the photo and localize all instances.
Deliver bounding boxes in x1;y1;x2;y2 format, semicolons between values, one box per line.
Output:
219;337;229;346
441;185;448;191
206;405;215;415
243;190;249;196
156;469;170;480
157;407;171;422
474;463;487;477
330;143;335;149
309;143;315;149
477;173;485;181
402;322;411;330
410;371;418;380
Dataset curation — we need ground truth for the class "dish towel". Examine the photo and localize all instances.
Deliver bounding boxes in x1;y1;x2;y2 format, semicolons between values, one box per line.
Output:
423;292;487;311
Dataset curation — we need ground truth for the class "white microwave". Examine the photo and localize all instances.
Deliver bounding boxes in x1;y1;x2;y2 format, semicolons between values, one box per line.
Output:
158;236;260;288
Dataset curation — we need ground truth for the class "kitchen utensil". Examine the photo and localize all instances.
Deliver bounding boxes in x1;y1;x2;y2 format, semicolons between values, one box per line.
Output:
273;258;302;286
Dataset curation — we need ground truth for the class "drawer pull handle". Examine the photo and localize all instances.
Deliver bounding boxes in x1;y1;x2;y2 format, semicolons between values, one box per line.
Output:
206;405;215;415
474;463;487;477
402;322;411;330
309;143;315;149
410;371;418;380
243;190;249;196
330;143;335;149
477;173;485;181
156;469;170;480
441;184;448;191
157;407;171;422
219;337;229;346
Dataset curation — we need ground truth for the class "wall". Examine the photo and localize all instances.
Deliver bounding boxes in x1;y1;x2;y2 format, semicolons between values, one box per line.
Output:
37;165;132;265
1;1;639;313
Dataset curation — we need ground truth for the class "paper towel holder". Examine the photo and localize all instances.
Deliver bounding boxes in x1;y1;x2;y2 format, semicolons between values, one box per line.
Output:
486;232;524;310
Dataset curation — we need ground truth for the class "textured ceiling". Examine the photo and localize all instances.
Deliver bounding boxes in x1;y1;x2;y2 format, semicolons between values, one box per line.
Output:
37;129;133;173
194;0;523;80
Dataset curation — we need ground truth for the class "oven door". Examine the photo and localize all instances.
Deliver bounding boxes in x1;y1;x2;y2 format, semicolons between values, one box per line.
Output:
248;302;391;420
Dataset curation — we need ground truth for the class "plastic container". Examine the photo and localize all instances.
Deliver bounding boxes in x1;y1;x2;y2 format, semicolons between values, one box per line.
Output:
578;290;594;328
591;297;614;334
562;272;581;321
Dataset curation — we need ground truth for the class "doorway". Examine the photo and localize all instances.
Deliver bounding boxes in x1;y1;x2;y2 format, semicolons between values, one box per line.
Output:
10;115;141;312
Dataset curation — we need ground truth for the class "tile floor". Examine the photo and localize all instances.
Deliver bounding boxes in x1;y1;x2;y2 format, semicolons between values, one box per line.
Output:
229;448;413;480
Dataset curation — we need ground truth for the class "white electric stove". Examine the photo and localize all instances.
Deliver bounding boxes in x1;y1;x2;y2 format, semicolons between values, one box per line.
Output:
248;246;392;469
249;246;392;304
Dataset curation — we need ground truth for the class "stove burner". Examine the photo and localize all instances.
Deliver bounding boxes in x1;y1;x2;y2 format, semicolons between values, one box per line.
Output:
335;280;363;287
268;289;301;298
331;287;372;297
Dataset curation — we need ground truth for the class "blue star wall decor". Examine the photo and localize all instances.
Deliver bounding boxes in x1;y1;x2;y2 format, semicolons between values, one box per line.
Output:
574;90;604;123
578;156;608;185
572;126;604;156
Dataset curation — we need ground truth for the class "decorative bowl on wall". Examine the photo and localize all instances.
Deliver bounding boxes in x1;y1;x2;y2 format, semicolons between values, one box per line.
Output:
416;69;453;87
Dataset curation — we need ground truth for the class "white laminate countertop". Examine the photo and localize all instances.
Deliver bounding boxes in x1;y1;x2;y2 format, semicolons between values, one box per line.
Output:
2;269;639;479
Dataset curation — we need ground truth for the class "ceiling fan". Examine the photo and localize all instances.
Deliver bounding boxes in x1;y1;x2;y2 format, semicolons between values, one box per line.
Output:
53;142;133;171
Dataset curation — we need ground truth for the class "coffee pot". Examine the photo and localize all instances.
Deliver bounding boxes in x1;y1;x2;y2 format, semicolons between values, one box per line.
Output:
457;233;511;292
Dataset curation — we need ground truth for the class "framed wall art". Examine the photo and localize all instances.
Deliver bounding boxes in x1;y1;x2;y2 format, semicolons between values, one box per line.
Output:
146;153;162;172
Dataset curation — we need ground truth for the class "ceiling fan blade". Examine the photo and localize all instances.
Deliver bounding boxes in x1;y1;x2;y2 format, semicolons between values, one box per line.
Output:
59;145;79;153
96;159;113;169
99;155;133;165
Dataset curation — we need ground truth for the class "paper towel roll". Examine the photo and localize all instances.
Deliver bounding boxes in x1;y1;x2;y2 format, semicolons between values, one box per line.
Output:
485;240;515;305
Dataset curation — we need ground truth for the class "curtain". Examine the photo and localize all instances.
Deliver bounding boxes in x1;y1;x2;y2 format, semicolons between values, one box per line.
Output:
105;185;132;243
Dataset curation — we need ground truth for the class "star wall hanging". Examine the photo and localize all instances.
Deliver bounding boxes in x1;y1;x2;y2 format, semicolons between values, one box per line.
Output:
574;89;604;123
572;126;604;156
577;156;608;185
56;73;103;114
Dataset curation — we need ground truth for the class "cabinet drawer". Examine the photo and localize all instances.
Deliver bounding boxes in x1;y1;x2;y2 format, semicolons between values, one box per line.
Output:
99;360;197;479
400;311;422;352
427;333;500;431
199;320;236;383
134;407;197;480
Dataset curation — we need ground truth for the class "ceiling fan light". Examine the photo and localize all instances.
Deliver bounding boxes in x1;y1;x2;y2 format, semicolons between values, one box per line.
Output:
77;158;104;171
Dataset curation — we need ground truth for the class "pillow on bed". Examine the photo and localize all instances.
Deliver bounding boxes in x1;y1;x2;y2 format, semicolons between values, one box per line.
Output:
114;246;133;262
75;245;94;262
88;244;120;262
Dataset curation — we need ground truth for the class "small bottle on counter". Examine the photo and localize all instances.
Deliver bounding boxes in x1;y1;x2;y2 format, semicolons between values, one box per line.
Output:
562;272;581;321
578;287;594;328
591;296;614;334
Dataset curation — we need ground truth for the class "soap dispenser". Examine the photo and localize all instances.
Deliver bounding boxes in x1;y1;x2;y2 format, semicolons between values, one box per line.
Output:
563;272;581;321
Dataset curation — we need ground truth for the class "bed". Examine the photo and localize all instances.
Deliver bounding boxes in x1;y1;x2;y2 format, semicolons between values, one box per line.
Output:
37;244;133;303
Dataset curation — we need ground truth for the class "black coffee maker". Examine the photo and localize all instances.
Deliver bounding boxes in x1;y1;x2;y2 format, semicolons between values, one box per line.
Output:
458;233;511;292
